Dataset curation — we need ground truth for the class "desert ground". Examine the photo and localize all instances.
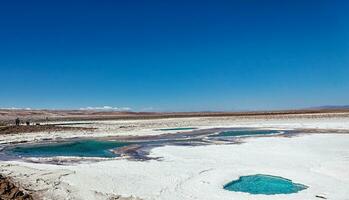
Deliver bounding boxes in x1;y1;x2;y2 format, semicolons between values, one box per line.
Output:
0;110;349;200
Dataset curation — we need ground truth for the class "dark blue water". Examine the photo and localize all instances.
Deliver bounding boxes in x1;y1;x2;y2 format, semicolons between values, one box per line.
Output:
224;174;308;195
209;129;280;137
8;140;130;158
156;127;197;131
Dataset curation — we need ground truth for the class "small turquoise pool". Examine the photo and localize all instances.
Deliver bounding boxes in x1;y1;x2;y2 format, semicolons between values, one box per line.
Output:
7;140;130;158
156;127;197;131
210;129;280;137
224;174;308;195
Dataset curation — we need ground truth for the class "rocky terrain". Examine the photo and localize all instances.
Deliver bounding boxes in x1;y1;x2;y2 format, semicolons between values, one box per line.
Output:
0;125;95;135
0;175;33;200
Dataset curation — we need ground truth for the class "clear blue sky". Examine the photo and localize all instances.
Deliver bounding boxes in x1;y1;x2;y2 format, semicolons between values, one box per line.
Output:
0;0;348;111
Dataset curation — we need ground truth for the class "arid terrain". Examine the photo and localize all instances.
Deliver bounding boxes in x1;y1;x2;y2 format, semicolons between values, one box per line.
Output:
0;109;349;200
1;108;349;123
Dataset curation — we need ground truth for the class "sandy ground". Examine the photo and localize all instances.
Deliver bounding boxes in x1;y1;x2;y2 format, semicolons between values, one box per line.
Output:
0;116;349;200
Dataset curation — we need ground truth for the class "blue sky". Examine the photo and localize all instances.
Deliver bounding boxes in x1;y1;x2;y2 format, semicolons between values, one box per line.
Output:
0;0;348;111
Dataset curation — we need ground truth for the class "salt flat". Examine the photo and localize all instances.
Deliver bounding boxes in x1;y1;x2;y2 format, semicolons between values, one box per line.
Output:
1;114;349;144
1;116;349;200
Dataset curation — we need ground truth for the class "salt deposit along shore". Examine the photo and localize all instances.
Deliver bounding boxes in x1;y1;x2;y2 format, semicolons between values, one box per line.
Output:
1;115;349;200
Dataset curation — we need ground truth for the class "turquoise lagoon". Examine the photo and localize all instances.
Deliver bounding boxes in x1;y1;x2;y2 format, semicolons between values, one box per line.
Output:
224;174;308;195
8;140;130;158
4;129;285;159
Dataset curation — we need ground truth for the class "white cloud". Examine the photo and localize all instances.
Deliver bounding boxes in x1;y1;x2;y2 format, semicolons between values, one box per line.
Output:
79;106;132;111
0;107;32;110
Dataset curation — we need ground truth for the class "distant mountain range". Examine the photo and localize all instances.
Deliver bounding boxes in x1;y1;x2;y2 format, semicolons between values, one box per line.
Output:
309;105;349;110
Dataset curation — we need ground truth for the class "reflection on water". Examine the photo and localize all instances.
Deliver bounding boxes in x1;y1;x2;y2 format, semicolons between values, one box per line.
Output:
209;129;281;138
155;127;197;131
